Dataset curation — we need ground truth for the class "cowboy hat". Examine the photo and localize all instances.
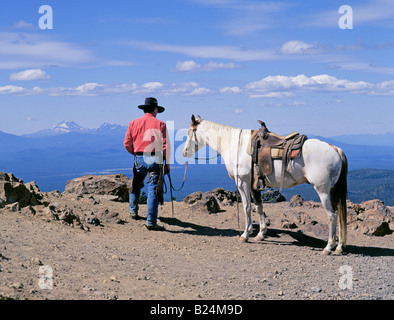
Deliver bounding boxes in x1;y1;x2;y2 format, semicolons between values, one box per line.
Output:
138;97;165;113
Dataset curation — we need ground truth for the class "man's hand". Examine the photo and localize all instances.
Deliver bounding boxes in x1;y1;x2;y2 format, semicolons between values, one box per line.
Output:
164;163;170;175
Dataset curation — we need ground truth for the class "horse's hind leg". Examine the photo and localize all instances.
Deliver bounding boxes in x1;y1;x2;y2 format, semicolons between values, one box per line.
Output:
315;187;337;254
252;190;267;241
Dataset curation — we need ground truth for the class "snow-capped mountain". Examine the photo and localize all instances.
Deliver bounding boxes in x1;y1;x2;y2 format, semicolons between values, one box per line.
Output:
94;123;127;135
24;121;127;137
24;120;86;137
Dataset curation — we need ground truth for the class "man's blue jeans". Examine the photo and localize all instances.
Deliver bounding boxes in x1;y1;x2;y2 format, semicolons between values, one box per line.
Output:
129;155;160;226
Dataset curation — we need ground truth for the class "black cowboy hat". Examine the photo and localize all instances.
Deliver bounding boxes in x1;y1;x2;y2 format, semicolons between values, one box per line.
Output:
138;97;165;113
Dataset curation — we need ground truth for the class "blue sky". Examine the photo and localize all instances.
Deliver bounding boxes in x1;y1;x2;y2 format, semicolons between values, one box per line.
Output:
0;0;393;135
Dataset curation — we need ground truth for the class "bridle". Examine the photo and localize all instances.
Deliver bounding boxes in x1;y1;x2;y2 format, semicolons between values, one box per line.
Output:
190;127;220;161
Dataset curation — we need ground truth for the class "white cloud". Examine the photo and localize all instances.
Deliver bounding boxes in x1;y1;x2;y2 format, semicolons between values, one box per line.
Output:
288;100;306;106
13;20;35;30
220;86;242;94
0;32;133;70
249;92;295;99
172;60;200;72
141;82;164;91
8;69;50;81
279;40;327;55
126;41;277;61
0;32;94;69
0;81;213;97
187;87;214;96
220;74;394;98
172;60;241;72
234;108;244;114
3;74;394;98
0;85;27;95
245;74;373;95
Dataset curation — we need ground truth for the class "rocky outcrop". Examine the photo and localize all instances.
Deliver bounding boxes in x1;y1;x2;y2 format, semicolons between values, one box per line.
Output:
0;172;43;208
184;188;287;214
347;199;393;236
184;191;221;214
64;174;131;202
288;194;306;207
281;196;393;237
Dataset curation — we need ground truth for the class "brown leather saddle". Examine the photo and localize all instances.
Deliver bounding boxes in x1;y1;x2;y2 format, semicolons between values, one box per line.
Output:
251;121;308;191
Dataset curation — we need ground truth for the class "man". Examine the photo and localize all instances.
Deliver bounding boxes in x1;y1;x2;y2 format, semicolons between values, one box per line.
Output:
124;97;171;230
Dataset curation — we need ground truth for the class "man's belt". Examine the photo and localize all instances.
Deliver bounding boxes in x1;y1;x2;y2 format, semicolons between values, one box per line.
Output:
135;152;160;156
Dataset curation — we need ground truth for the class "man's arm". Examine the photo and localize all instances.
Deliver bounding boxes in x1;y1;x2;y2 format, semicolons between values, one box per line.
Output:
124;123;135;155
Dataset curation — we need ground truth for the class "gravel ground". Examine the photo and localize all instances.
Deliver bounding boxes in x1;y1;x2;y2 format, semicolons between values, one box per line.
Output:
0;192;393;300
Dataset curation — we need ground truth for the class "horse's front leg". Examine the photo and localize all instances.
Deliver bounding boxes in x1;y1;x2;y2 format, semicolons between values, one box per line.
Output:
237;180;253;242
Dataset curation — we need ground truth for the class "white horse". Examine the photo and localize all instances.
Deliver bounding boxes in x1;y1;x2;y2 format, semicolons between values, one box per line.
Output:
183;115;348;255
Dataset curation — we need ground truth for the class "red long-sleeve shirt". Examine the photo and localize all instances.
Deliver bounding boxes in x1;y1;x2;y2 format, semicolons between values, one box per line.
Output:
124;113;170;162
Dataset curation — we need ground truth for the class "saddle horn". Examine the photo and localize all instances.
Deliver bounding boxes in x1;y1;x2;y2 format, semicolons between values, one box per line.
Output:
257;120;270;139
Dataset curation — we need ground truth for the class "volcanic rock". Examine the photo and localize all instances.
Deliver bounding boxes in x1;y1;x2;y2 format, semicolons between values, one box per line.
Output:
262;188;286;203
0;171;42;208
348;199;393;236
64;174;131;202
288;194;305;207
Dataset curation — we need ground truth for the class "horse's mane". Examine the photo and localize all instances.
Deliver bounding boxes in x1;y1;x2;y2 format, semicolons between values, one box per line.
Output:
201;119;240;131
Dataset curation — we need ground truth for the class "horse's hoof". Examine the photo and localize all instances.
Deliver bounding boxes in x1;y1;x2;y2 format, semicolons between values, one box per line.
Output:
321;249;332;255
252;235;265;242
333;248;344;255
239;236;248;243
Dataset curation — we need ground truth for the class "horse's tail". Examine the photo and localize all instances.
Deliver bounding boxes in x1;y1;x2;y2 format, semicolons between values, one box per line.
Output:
330;147;348;249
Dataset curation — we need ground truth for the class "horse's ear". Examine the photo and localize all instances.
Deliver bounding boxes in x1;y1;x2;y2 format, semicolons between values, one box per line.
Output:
191;114;196;123
197;115;202;122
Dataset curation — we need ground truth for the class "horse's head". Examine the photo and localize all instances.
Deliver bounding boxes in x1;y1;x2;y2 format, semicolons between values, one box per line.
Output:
183;114;205;158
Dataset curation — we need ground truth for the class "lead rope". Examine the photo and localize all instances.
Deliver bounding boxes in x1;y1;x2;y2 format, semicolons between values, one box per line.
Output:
166;159;188;218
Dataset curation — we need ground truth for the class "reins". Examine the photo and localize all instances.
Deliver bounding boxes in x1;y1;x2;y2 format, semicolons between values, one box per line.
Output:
164;160;188;218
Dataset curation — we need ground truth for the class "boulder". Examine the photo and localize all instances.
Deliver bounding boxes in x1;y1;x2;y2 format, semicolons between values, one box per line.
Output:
95;208;122;224
359;199;393;223
184;191;220;214
348;199;393;236
262;188;286;203
207;188;238;206
288;194;305;207
281;211;311;229
190;193;221;214
183;191;203;205
0;172;42;208
64;174;131;202
356;220;391;237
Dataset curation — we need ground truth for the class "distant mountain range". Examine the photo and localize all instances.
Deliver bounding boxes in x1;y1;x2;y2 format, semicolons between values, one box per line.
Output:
330;132;394;147
23;120;127;137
